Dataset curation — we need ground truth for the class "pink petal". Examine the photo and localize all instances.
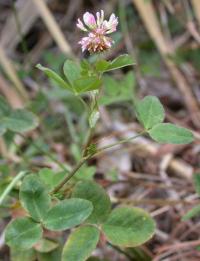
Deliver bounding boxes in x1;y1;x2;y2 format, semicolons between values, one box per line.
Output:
77;10;118;52
83;12;97;29
104;36;113;47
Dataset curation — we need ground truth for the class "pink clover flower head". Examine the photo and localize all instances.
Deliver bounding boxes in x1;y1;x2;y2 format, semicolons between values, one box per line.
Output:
77;10;118;53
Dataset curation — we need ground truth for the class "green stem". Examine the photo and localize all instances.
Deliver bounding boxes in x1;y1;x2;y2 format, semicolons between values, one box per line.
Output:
82;127;95;157
82;90;99;156
96;131;146;155
51;132;145;194
51;155;91;194
0;171;27;205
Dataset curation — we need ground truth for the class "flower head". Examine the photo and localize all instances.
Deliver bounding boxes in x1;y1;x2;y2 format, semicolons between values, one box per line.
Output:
77;10;118;53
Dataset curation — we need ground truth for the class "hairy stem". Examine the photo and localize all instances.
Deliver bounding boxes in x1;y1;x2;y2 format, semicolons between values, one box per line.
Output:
82;127;95;157
51;132;145;194
96;131;146;155
51;155;91;194
82;90;99;156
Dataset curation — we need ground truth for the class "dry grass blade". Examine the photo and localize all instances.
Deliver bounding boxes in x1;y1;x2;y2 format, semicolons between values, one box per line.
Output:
192;0;200;28
0;74;23;108
157;239;200;253
132;0;200;127
32;0;72;56
97;122;193;180
0;0;47;53
0;45;28;102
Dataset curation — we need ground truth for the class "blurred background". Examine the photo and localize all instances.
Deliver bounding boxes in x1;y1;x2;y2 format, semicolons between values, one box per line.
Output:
0;0;200;260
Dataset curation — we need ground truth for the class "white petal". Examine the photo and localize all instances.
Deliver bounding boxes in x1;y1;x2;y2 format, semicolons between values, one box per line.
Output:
105;14;118;34
96;12;100;27
77;19;88;31
100;10;104;24
109;14;116;23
